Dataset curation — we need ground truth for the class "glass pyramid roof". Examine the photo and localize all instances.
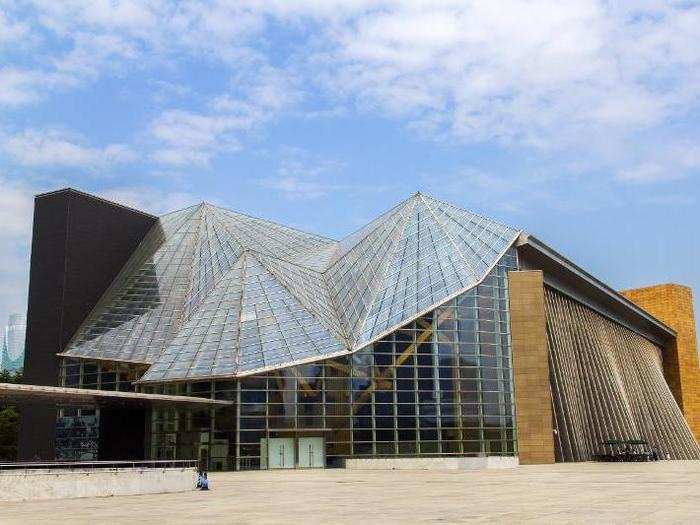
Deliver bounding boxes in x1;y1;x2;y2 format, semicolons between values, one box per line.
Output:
61;193;520;382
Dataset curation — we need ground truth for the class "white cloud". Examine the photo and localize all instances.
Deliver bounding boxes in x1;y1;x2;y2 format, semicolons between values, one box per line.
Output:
147;79;191;103
0;67;44;106
151;66;302;166
0;177;34;326
419;166;616;214
2;128;137;168
0;176;203;325
99;186;201;215
617;142;700;184
0;176;34;237
0;8;29;45
26;0;161;37
149;110;244;166
258;146;398;200
52;32;139;80
2;1;699;178
258;147;346;200
260;171;342;200
617;164;675;184
309;2;700;151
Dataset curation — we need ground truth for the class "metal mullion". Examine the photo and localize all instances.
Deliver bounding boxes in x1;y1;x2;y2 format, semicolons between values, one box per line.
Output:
432;312;443;455
370;354;377;456
451;302;465;454
235;380;241;470
475;301;486;456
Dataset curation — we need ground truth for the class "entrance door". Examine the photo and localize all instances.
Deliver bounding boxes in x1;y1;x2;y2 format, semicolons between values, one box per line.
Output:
268;438;295;469
298;437;325;468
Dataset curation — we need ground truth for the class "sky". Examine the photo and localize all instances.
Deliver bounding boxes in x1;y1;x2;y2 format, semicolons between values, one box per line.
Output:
1;1;699;333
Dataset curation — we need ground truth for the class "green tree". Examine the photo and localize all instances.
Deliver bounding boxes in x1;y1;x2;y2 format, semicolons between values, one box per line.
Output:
0;406;19;461
1;369;23;383
0;369;23;461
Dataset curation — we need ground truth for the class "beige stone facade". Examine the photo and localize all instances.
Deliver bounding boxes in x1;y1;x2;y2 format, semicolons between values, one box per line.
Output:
621;284;700;443
508;270;555;464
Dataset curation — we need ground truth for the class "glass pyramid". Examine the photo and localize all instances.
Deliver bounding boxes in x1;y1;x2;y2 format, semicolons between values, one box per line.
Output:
61;193;520;382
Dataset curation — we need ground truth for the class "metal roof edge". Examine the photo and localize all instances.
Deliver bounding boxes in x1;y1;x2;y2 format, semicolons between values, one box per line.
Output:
35;187;158;219
517;233;675;341
0;382;233;406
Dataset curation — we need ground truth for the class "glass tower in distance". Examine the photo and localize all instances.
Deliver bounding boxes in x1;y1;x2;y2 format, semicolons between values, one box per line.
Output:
1;313;26;373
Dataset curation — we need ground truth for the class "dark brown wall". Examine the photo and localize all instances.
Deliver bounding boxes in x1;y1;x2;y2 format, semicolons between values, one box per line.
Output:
98;408;147;460
19;189;157;460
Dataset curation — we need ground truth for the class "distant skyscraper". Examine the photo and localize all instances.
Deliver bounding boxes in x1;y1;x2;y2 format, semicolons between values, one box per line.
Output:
1;313;26;372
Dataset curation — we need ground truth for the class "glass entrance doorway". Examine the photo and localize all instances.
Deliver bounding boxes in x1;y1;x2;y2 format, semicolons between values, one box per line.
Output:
268;438;295;469
298;437;324;468
263;436;325;469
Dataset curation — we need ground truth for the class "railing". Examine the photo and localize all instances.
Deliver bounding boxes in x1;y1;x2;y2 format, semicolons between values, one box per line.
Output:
0;459;198;471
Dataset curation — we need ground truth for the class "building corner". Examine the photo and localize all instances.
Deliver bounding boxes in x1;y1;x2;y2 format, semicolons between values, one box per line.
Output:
621;284;700;443
508;270;556;464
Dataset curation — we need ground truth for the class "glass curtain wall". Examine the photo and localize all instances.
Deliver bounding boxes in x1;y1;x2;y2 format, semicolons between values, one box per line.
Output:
60;358;148;391
55;358;149;459
55;406;100;460
148;248;517;470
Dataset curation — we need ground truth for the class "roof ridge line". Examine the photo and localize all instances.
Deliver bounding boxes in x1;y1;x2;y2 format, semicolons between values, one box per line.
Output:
247;246;329;273
351;237;519;352
209;203;336;243
179;204;208;325
321;270;353;346
418;193;478;280
158;202;203;220
420;193;518;234
252;251;352;347
233;251;249;375
62;204;201;358
207;205;252;253
353;196;418;345
323;193;418;274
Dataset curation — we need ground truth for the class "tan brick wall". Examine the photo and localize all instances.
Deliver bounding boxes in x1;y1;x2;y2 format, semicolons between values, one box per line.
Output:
508;270;555;464
621;284;700;442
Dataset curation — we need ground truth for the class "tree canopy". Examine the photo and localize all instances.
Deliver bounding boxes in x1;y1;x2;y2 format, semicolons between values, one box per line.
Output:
0;369;23;461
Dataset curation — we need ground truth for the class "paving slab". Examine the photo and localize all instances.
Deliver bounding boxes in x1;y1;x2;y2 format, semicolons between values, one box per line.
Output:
1;461;698;524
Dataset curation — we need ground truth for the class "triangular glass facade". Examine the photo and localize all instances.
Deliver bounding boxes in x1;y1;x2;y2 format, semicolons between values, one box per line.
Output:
63;205;201;363
62;193;520;382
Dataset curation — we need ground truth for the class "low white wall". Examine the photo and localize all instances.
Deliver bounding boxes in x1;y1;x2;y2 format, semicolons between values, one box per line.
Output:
344;456;519;470
0;467;197;502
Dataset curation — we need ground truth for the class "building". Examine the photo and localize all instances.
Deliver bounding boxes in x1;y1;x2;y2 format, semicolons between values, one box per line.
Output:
12;188;700;467
1;313;26;373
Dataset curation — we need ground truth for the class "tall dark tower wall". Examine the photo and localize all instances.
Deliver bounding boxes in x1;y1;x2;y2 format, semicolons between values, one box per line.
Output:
19;189;157;460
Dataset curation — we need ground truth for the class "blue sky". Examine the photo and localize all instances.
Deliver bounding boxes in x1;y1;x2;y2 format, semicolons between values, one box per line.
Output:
1;1;699;330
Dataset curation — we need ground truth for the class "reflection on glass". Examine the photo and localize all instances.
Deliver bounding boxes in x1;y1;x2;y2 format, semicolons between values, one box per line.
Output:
146;249;518;469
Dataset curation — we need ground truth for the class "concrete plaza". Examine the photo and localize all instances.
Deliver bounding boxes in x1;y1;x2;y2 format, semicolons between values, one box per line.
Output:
1;461;698;524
